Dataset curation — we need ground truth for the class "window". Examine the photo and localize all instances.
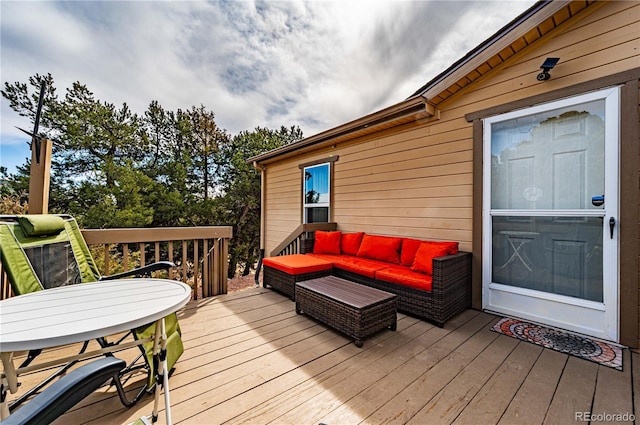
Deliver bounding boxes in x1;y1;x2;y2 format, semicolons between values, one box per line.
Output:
303;163;330;223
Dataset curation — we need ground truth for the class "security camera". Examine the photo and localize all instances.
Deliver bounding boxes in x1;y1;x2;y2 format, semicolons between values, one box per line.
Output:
536;58;559;81
537;72;551;81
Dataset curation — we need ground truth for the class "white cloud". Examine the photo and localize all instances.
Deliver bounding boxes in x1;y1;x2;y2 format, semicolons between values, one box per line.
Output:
1;0;536;170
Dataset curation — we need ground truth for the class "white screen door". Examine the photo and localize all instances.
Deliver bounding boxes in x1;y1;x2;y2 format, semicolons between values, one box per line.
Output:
482;87;619;342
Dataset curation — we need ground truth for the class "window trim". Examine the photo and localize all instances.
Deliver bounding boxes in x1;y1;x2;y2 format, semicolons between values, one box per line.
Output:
298;156;339;170
302;161;332;224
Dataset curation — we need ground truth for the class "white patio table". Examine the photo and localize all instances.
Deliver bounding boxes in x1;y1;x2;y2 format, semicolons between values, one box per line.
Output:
0;278;192;424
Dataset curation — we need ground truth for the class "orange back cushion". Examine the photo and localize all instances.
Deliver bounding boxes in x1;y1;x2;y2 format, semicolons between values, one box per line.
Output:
400;238;422;266
411;241;451;275
356;234;402;264
313;231;342;255
341;232;364;255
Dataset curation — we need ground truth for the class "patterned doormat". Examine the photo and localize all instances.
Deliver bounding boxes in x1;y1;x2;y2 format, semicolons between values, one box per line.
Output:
491;317;623;370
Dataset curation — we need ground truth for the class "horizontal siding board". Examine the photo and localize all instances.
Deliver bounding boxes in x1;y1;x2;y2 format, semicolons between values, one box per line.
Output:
334;173;473;194
335;118;472;157
333;220;471;239
337;163;473;186
335;207;471;219
337;159;472;188
341;197;472;209
334;184;472;200
339;139;472;174
335;216;471;231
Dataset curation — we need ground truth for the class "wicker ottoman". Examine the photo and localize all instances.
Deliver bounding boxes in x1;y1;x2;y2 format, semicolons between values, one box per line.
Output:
262;254;333;300
295;276;397;347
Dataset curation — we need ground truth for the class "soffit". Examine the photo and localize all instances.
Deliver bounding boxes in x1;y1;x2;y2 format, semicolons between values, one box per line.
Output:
420;0;598;106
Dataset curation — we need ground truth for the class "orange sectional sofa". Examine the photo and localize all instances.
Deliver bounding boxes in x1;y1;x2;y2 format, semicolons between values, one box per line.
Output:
262;231;472;327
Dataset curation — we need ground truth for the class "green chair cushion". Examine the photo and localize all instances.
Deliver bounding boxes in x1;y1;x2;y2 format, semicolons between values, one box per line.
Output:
17;215;65;237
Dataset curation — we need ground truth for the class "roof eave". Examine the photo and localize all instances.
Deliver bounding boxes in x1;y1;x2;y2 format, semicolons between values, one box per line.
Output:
249;96;435;164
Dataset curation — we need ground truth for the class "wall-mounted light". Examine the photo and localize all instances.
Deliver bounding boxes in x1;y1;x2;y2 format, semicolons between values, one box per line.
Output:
537;57;559;81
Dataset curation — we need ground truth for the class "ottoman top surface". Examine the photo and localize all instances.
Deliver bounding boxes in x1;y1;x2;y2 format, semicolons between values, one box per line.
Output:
263;254;333;274
297;275;396;308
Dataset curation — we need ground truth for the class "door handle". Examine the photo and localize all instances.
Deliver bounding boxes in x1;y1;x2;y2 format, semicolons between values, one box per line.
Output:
609;217;615;239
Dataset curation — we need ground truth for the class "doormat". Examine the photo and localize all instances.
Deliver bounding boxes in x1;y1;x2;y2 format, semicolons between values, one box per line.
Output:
491;317;623;370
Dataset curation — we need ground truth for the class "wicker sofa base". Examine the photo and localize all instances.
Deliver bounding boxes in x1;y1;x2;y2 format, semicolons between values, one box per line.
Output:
332;252;471;327
264;239;472;326
263;265;331;300
295;276;397;347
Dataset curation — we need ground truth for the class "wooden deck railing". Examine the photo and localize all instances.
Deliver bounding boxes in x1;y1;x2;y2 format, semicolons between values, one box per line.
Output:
270;222;337;257
254;222;336;286
1;226;233;301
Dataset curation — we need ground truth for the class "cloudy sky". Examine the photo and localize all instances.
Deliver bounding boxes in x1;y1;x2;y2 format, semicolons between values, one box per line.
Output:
1;0;535;174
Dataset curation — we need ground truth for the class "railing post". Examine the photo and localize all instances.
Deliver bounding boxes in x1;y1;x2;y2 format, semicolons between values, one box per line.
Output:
202;240;209;298
28;138;52;214
193;239;199;299
221;238;228;293
205;238;229;296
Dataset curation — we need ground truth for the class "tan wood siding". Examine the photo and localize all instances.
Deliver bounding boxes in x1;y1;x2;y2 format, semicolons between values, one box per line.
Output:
264;159;301;255
265;1;638;248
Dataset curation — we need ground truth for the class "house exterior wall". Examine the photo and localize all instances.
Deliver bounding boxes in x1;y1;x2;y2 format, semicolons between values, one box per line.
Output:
261;1;640;345
263;117;474;256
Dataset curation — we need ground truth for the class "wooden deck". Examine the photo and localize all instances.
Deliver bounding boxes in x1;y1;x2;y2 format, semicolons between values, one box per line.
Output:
7;287;638;425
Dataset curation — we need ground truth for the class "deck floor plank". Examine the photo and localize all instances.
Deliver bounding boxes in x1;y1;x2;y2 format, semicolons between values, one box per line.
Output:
366;316;499;425
498;348;568;425
451;340;542;424
272;320;455;425
406;330;519;425
318;311;490;424
227;315;426;425
543;355;599;425
284;309;484;425
590;349;633;425
0;288;629;425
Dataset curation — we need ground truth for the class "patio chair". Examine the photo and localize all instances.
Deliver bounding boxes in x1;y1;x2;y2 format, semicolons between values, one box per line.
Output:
2;357;126;425
0;214;184;410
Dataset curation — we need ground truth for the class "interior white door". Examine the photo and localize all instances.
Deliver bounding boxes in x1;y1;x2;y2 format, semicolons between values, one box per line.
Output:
482;87;619;342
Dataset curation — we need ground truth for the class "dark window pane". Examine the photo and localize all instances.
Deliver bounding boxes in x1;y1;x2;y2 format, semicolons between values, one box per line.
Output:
492;216;603;302
306;207;328;224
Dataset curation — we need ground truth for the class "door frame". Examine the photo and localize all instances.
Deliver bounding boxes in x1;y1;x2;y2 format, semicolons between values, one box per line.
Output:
466;69;640;347
481;87;620;342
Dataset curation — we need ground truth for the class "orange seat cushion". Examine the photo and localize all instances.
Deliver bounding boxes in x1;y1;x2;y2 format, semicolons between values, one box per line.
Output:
263;254;333;275
310;254;387;279
375;265;433;291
